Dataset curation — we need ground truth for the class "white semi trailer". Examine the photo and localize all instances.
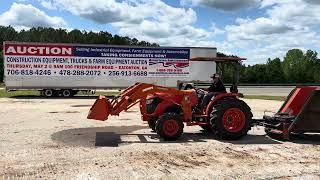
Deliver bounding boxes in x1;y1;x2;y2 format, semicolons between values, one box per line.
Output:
3;42;217;97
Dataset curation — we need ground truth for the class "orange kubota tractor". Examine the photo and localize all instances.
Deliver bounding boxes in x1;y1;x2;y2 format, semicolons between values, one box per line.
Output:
87;56;320;141
88;57;254;140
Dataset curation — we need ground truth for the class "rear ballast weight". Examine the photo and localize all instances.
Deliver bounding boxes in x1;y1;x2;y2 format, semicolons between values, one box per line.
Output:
88;83;253;141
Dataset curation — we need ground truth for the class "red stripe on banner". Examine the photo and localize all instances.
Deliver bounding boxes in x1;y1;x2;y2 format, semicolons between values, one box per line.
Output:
4;43;74;56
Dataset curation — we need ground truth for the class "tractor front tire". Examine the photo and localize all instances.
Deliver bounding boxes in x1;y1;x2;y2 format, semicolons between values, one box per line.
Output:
155;113;184;141
210;99;252;140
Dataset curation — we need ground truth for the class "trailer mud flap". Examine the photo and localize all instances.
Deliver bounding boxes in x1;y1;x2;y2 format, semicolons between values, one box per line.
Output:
87;95;111;121
290;90;320;133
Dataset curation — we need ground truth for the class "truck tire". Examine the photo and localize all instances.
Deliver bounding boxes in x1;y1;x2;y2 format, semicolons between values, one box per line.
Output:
155;113;184;141
62;89;72;97
210;99;253;140
43;89;54;97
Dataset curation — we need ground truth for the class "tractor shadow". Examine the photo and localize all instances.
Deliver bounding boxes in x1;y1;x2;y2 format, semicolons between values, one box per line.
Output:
50;126;295;147
286;133;320;145
51;125;147;147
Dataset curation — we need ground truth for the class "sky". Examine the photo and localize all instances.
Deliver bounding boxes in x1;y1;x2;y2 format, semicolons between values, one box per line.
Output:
0;0;320;64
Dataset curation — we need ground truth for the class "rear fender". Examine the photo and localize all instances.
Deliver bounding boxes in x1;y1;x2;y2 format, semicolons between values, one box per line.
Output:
205;93;243;115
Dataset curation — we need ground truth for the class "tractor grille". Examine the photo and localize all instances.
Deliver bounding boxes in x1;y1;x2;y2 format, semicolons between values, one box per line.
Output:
146;97;162;114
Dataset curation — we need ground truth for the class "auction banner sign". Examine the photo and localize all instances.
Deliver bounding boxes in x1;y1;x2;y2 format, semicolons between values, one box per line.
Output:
3;42;190;78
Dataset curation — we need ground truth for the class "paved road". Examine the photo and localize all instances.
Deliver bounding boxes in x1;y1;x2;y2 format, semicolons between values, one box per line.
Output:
101;87;292;96
238;86;295;96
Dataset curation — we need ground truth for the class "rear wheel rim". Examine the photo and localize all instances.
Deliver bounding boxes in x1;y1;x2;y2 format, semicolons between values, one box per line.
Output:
163;119;179;136
222;108;246;133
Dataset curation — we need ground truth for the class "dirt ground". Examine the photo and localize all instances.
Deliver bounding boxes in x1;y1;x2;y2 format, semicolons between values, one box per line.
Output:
0;97;319;179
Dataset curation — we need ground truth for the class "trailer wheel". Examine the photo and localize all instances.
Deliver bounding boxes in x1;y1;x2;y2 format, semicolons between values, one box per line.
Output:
43;89;54;97
210;99;252;140
155;113;184;141
62;89;72;97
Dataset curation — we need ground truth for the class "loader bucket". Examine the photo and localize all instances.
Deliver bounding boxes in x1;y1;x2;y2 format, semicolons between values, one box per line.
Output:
289;89;320;133
87;95;111;121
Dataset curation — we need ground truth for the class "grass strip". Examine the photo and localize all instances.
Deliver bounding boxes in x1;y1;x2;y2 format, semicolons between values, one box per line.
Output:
244;95;286;101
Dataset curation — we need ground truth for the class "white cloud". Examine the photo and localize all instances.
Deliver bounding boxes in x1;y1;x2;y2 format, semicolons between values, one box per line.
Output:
181;0;260;11
0;3;67;30
112;0;213;46
38;0;221;47
210;23;225;36
224;0;320;64
303;0;320;5
38;0;197;25
228;17;293;37
38;0;150;24
39;0;57;10
237;29;320;64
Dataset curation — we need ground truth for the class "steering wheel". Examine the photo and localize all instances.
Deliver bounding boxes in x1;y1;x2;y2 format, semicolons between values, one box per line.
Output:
195;88;206;93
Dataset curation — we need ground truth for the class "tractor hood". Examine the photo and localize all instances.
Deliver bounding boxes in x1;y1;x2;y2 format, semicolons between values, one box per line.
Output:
153;89;198;106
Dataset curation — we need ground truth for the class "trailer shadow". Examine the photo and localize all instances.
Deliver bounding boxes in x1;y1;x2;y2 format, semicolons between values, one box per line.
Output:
51;126;291;147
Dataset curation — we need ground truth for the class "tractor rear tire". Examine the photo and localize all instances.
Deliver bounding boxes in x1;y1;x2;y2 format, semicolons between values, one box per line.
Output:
148;118;157;131
210;99;253;140
155;113;184;141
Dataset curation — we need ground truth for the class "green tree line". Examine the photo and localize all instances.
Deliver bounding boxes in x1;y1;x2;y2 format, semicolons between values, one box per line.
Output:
0;26;319;84
219;49;320;84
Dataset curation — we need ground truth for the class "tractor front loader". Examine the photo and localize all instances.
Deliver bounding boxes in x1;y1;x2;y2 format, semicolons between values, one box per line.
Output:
88;82;253;140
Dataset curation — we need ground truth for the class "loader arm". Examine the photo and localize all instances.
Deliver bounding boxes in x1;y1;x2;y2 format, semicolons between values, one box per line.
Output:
87;83;194;121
